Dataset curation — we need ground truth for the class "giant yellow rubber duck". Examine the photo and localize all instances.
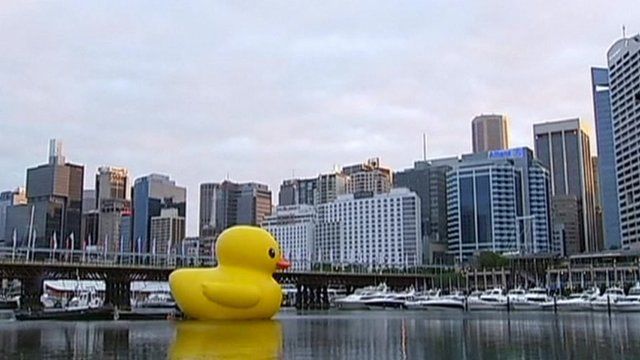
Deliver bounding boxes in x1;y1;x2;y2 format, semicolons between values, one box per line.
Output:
170;320;282;359
169;226;290;320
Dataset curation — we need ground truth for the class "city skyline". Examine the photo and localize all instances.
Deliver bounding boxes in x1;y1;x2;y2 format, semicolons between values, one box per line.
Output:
1;3;639;235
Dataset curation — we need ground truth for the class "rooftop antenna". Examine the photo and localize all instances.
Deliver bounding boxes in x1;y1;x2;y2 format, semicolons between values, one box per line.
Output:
623;25;626;38
422;133;427;161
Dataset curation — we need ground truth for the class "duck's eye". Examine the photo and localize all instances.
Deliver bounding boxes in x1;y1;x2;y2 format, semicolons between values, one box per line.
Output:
268;248;276;259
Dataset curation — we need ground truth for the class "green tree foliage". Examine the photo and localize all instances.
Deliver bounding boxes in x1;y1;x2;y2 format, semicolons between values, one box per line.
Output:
477;251;509;269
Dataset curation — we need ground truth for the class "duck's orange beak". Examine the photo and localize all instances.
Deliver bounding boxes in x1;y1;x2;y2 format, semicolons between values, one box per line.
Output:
276;257;291;270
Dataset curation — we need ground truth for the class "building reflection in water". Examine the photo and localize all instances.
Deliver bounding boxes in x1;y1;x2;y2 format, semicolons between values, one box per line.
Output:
0;312;639;358
278;312;640;359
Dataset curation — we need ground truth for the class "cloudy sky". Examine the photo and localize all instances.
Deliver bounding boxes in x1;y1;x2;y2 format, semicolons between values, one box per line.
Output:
0;1;638;235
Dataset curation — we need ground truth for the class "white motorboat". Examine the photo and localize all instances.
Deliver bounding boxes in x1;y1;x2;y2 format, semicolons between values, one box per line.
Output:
511;288;553;311
404;289;441;310
365;290;415;309
420;292;465;311
467;288;508;311
40;289;103;314
135;293;175;309
591;287;625;311
614;283;640;312
334;284;388;310
555;290;597;312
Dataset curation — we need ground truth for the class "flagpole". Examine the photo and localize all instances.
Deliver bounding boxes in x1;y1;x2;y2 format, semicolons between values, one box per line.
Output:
11;229;17;262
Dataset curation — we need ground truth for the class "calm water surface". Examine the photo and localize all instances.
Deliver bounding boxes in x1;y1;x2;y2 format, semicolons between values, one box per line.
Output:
0;310;639;359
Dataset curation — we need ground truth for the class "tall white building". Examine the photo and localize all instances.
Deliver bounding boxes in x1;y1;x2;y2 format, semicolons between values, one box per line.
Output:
261;205;315;271
150;208;185;255
315;188;422;267
608;34;640;249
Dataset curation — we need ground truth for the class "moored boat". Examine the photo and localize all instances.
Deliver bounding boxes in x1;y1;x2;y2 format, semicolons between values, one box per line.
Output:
467;288;507;311
591;287;625;311
614;283;640;312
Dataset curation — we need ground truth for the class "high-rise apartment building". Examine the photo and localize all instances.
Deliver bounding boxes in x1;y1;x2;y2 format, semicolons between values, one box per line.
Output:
447;148;552;262
472;114;510;153
608;35;640;249
0;188;27;244
591;67;621;250
199;181;272;238
394;162;450;264
6;140;84;250
261;205;315;271
343;158;392;195
534;119;598;253
95;167;130;252
315;188;422;267
150;208;185;255
315;173;349;204
132;174;186;253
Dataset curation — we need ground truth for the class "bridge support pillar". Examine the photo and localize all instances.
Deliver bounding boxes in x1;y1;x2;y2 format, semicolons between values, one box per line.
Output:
20;273;44;311
105;279;131;310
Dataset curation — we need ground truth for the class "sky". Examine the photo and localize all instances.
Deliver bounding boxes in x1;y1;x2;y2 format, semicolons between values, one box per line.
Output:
1;1;638;235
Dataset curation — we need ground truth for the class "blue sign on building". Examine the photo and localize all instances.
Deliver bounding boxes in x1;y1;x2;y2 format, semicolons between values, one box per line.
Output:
488;148;525;159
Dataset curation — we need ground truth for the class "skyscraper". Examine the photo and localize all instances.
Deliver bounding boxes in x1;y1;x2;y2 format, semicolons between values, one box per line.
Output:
315;172;349;204
342;158;393;195
394;162;450;264
472;114;510;153
534;119;598;253
607;34;640;249
199;181;272;238
28;140;84;249
591;67;621;249
150;208;185;256
0;188;26;244
132;174;186;253
278;178;317;206
447;148;552;262
96;167;131;252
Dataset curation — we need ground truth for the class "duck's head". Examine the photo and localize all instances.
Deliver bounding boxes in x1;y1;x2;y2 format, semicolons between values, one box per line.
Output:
216;226;290;273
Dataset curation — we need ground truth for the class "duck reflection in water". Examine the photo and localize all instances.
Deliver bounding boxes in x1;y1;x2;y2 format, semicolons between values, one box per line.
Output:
170;320;283;359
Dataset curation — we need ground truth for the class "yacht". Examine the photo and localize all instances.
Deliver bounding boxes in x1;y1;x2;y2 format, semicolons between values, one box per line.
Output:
614;283;640;312
135;293;175;309
64;290;103;311
591;287;625;311
404;289;440;310
511;288;553;311
419;291;465;311
556;289;598;312
364;289;415;309
467;288;508;311
334;284;388;310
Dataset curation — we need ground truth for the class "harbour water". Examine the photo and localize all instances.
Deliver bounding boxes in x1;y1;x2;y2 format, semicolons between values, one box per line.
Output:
1;310;640;359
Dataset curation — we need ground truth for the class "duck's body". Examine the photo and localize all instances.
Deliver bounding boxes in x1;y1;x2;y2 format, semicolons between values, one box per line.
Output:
169;226;289;320
170;266;283;320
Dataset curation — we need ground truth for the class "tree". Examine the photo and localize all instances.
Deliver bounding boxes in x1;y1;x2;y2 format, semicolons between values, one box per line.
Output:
477;251;509;269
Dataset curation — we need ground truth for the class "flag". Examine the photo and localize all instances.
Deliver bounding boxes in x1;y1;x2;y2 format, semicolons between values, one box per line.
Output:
152;238;157;256
136;237;141;254
70;232;75;251
52;232;57;251
167;238;172;256
104;234;109;257
12;229;17;250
